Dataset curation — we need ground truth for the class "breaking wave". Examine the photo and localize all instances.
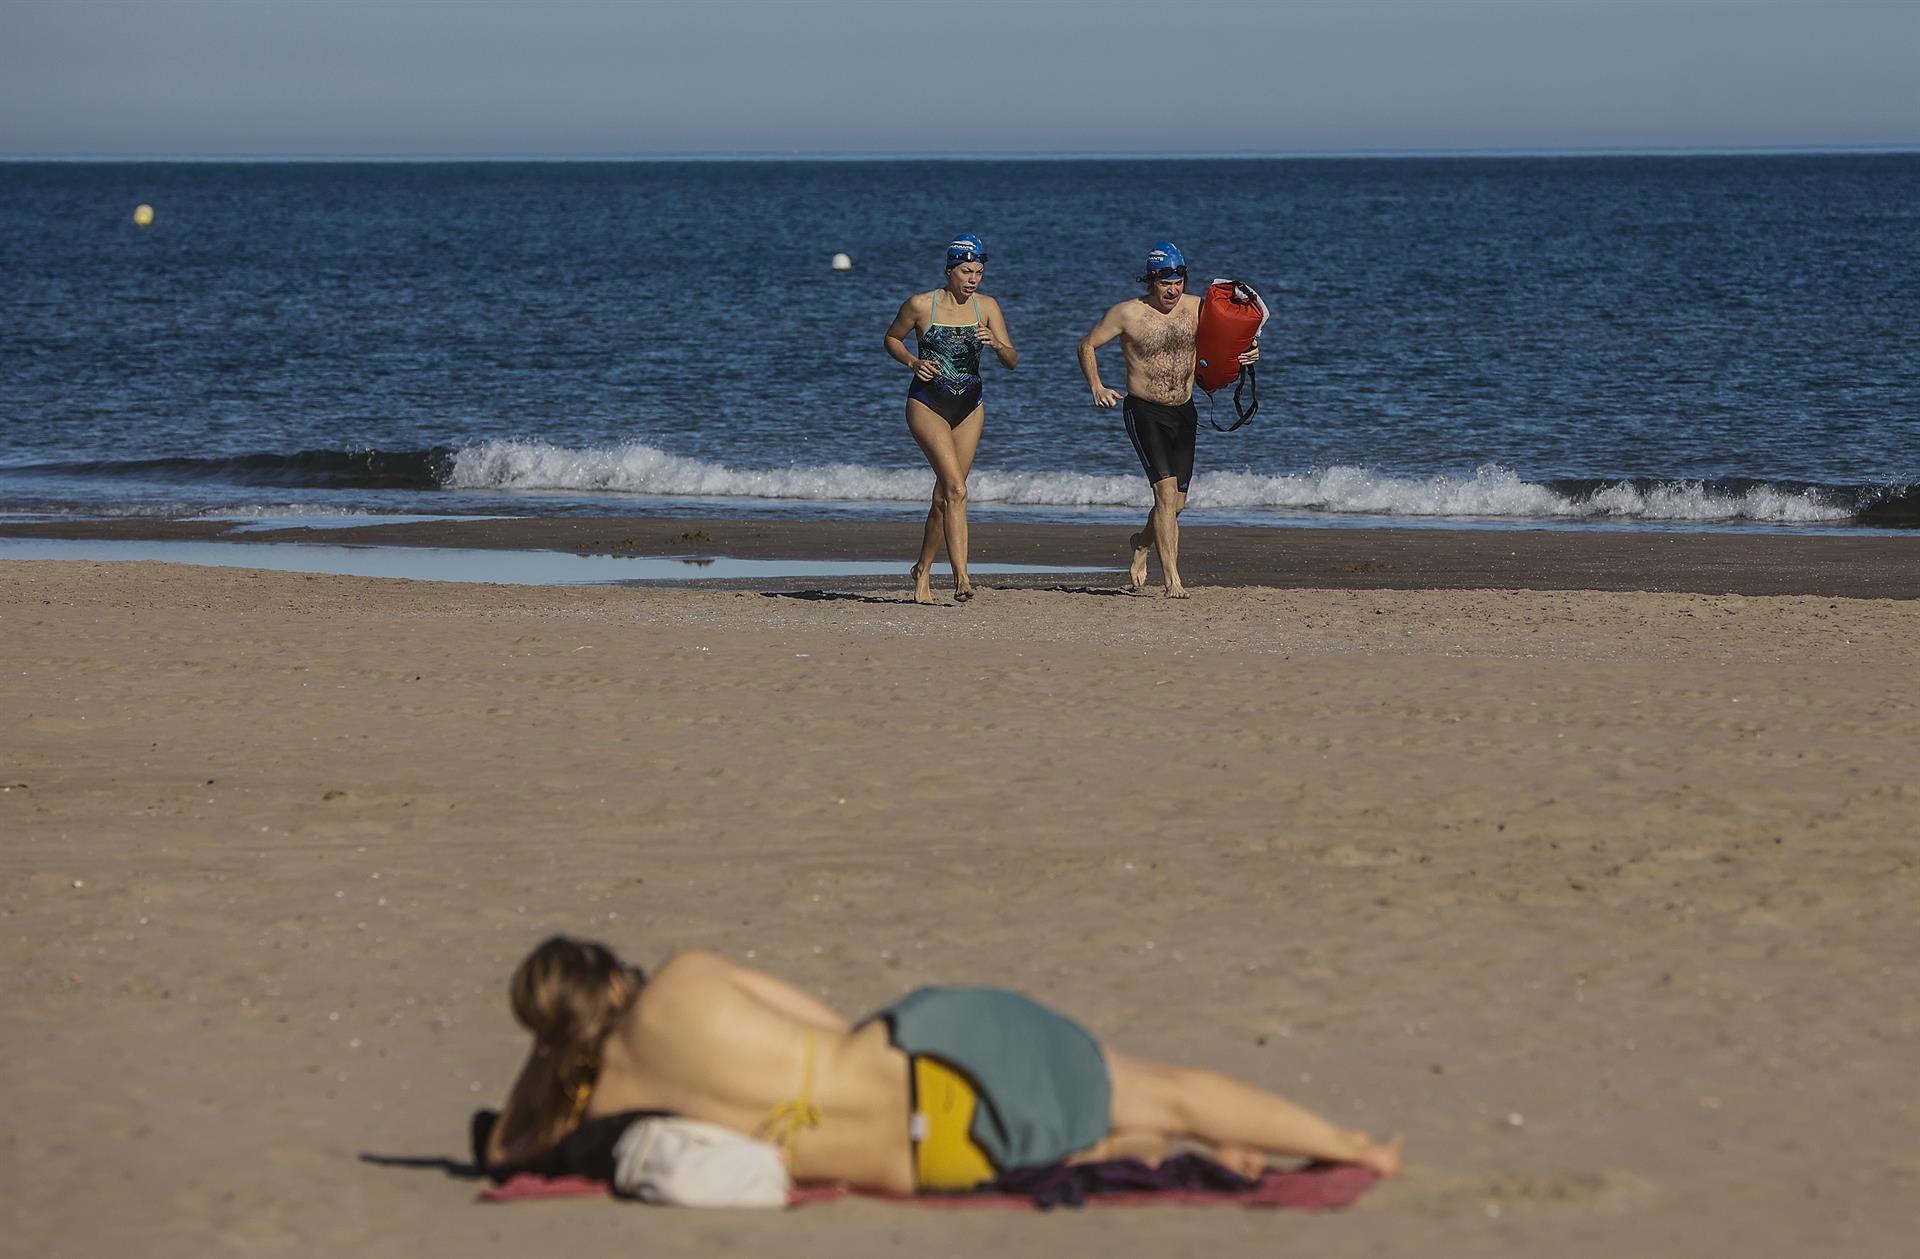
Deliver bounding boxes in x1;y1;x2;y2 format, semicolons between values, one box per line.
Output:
5;441;1911;526
447;440;1896;525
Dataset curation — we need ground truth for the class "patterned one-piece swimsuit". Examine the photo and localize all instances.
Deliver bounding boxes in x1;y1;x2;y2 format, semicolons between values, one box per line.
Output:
907;292;983;426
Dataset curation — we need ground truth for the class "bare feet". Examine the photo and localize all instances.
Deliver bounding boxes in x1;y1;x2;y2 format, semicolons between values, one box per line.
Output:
1127;531;1151;589
953;583;975;603
1212;1144;1268;1179
1210;1132;1398;1180
1164;578;1189;599
1354;1132;1404;1179
910;564;934;605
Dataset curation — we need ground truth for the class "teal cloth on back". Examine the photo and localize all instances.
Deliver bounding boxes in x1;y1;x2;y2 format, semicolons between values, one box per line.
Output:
870;986;1112;1172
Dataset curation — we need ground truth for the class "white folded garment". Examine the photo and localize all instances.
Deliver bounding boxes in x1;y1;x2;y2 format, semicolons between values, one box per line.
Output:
610;1116;793;1209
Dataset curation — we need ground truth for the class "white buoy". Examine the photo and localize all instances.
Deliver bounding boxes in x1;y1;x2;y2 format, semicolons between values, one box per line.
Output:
831;252;852;272
132;204;155;228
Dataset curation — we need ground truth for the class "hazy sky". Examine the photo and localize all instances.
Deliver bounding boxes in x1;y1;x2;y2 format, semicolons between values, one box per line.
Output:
3;0;1916;156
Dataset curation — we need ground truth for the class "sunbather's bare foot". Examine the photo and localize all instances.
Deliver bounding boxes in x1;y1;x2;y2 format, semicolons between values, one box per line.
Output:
1127;531;1150;589
1164;576;1189;599
1212;1144;1267;1179
910;564;933;605
953;578;975;603
1354;1132;1403;1178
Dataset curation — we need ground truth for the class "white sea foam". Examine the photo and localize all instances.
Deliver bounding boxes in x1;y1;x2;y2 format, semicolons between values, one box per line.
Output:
1198;466;1854;523
446;441;1856;524
198;504;377;519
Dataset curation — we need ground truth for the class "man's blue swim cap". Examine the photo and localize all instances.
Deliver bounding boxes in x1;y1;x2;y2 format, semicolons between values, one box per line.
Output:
1143;240;1187;279
946;233;987;268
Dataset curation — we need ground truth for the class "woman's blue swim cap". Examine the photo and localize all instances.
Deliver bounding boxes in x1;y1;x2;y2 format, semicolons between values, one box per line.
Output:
946;233;987;268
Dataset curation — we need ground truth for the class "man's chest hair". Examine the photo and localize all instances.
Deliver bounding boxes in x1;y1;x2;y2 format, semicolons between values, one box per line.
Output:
1130;307;1195;356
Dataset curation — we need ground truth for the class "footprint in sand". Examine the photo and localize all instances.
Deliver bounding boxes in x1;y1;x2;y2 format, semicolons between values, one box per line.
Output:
1315;843;1412;868
1408;1168;1659;1217
23;714;93;733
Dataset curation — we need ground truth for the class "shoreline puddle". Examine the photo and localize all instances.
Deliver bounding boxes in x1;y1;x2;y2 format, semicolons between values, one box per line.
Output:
0;537;1112;587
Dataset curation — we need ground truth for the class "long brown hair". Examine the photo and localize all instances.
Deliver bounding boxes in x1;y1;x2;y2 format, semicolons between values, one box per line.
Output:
492;936;644;1167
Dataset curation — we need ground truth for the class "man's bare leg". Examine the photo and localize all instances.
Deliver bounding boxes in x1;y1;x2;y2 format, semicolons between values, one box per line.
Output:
1149;480;1187;598
1128;510;1155;589
1105;1051;1403;1177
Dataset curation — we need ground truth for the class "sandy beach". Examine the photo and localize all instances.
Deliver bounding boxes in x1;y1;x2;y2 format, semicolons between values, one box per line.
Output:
4;547;1917;1258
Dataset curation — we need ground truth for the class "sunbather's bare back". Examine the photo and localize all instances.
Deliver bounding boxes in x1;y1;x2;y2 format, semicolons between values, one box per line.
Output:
502;950;917;1193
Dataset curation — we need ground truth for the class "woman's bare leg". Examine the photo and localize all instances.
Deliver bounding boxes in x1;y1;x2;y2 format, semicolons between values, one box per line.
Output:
906;402;983;599
944;407;984;596
1069;1129;1172;1166
905;402;954;604
912;501;941;604
1105;1051;1402;1177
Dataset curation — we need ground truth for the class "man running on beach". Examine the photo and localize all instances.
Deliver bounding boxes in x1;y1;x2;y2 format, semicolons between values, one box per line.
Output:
1078;241;1256;598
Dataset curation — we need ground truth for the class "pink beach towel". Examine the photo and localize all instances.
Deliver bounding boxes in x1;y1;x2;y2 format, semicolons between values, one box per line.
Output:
477;1162;1376;1211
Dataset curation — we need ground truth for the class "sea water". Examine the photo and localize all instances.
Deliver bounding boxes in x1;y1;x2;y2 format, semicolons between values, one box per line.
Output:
2;155;1915;532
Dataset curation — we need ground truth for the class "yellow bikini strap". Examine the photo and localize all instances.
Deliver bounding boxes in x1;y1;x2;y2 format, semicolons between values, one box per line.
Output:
758;1029;823;1162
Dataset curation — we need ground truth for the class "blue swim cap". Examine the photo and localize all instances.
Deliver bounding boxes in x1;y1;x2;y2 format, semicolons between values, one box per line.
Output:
946;233;987;268
1143;240;1187;279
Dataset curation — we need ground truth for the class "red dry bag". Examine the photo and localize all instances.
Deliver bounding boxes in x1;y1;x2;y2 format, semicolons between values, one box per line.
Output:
1193;279;1270;431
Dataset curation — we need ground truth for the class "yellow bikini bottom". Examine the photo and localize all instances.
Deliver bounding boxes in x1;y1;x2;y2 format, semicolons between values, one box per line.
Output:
911;1056;997;1191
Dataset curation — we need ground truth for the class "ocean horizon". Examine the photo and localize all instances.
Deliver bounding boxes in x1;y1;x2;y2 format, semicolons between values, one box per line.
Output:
9;145;1920;162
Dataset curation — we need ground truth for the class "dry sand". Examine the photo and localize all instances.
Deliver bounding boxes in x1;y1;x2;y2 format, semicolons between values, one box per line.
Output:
3;559;1917;1258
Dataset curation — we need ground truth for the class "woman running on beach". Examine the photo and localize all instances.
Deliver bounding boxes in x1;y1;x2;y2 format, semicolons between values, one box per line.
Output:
485;937;1402;1194
883;234;1018;605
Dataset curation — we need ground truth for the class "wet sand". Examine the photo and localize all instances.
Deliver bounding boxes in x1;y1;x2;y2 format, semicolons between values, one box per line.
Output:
3;556;1917;1258
4;512;1918;597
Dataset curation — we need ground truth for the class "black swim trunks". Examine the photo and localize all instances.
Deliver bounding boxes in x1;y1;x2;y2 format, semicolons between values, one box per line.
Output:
1123;396;1198;492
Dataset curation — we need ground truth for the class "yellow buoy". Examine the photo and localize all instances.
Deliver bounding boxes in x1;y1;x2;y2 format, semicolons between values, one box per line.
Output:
133;204;155;228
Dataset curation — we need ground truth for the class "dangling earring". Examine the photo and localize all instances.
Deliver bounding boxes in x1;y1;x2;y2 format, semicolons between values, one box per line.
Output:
567;1079;592;1124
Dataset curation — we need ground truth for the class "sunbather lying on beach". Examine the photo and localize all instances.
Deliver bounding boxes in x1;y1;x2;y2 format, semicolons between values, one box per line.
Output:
484;937;1402;1194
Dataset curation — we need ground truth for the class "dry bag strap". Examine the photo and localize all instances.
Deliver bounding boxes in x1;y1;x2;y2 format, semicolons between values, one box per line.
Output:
1207;366;1257;432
